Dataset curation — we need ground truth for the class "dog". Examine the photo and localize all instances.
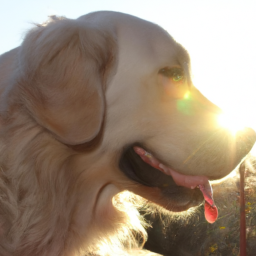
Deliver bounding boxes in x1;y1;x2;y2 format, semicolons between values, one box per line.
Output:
0;11;255;256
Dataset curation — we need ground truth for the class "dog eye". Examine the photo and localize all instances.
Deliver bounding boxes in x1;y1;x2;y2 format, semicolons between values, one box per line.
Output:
159;67;184;82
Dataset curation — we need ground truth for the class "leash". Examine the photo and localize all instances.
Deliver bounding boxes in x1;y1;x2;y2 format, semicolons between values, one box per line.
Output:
239;161;246;256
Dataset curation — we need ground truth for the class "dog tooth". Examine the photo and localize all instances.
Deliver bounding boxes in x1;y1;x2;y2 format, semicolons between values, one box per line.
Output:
159;163;164;169
144;152;152;158
134;146;145;156
159;164;169;174
159;164;164;170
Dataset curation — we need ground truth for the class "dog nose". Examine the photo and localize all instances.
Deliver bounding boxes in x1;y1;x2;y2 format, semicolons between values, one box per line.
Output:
239;127;256;144
245;127;256;138
243;128;256;154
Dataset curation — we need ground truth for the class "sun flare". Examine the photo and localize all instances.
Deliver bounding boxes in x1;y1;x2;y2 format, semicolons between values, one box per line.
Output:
190;52;256;139
217;112;247;135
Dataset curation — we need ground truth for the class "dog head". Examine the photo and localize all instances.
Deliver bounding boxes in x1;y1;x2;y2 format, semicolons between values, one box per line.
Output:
76;12;256;214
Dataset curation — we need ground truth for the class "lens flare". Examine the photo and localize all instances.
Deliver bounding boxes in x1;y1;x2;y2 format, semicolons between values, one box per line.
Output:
218;112;246;134
184;91;191;99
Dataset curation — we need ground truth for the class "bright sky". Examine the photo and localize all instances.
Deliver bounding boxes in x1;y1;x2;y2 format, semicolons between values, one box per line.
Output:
1;0;256;131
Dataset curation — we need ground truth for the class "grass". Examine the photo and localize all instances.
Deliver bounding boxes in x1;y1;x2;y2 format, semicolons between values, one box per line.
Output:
144;157;256;256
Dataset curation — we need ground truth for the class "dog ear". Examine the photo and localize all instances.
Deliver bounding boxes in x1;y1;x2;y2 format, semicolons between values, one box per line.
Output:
18;17;116;145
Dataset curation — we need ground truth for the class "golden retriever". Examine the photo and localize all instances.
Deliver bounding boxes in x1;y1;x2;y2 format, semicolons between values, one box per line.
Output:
0;11;255;256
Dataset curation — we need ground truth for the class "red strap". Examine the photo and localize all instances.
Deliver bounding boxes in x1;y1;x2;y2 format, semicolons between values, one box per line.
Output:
239;162;246;256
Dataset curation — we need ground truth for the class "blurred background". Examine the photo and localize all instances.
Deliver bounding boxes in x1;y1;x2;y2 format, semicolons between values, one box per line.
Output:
143;158;256;256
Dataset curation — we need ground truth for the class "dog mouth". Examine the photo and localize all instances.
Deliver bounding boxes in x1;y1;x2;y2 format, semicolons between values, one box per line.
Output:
119;144;218;223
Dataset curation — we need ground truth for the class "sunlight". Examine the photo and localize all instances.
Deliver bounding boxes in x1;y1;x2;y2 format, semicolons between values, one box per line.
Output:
189;46;256;139
249;143;256;157
175;6;256;143
113;191;142;228
183;91;191;100
217;112;247;135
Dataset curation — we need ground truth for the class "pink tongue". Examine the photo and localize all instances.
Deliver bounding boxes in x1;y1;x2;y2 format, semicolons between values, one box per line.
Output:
199;184;218;223
134;146;218;223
